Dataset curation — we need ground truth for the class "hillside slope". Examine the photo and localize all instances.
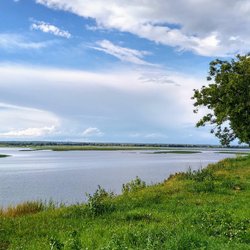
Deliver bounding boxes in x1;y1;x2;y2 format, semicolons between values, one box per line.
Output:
0;155;250;249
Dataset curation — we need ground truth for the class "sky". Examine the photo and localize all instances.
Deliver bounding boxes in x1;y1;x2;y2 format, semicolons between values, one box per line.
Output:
0;0;249;144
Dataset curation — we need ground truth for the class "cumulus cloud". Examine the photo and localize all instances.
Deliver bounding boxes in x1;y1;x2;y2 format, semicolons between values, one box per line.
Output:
82;127;103;137
0;63;216;143
31;20;71;38
91;40;152;65
35;0;250;56
0;126;56;137
0;102;60;139
0;33;50;50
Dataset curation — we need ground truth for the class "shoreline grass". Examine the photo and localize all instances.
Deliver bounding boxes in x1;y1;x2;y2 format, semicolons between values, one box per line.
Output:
0;155;249;249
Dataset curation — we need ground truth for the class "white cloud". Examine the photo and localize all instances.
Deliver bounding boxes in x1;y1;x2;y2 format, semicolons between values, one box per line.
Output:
130;132;168;139
0;63;215;143
35;0;250;56
0;102;60;139
0;33;50;50
138;70;181;86
31;20;71;38
92;40;152;65
82;127;103;137
0;126;56;137
144;133;167;139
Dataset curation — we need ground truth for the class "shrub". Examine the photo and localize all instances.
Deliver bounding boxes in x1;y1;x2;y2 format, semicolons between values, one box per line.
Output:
184;167;215;182
86;185;114;216
122;176;146;194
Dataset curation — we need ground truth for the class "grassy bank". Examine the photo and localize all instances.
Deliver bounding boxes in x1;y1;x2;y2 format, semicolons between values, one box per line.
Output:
0;155;250;249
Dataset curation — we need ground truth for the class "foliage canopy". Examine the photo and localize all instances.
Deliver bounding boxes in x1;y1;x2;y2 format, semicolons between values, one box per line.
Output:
192;54;250;146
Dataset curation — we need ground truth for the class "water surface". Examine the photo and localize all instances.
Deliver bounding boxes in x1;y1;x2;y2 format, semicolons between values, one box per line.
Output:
0;147;249;207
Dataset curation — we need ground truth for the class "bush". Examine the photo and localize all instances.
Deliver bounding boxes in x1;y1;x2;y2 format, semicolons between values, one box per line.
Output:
184;167;215;182
122;176;146;194
86;185;114;216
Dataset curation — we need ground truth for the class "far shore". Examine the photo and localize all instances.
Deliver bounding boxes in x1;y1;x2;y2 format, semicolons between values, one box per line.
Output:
0;154;10;158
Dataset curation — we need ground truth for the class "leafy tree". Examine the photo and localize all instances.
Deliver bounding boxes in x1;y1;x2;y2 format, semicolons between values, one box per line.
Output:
192;54;250;146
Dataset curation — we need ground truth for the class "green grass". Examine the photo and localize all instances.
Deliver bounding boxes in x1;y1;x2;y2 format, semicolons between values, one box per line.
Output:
0;155;250;249
0;154;9;158
152;150;201;154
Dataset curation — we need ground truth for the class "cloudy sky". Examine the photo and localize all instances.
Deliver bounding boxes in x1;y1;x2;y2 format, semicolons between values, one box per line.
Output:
0;0;248;144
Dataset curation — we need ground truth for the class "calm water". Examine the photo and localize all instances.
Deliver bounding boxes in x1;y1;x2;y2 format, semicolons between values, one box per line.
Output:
0;147;249;207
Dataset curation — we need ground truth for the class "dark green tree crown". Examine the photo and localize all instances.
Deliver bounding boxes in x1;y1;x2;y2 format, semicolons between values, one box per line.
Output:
192;54;250;146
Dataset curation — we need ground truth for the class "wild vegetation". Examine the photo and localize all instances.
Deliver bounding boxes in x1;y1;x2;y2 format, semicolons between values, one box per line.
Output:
2;141;248;151
192;54;250;146
0;155;249;249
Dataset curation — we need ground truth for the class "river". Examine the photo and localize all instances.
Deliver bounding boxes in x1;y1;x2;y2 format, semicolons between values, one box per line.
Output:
0;147;249;207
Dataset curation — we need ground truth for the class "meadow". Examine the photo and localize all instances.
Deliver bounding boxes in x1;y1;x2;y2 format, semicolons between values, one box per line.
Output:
0;155;249;249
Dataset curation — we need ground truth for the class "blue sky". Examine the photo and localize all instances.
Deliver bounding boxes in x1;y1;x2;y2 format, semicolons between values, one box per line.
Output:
0;0;248;144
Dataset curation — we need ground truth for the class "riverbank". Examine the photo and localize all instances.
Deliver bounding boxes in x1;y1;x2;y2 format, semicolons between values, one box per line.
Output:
1;142;249;152
22;145;205;152
0;155;249;249
24;146;203;154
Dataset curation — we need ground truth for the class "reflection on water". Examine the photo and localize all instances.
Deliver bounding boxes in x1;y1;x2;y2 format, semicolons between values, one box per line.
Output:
0;147;249;207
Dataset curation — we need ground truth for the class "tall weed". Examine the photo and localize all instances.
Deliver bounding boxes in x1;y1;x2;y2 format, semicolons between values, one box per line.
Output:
122;176;146;194
86;185;115;216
